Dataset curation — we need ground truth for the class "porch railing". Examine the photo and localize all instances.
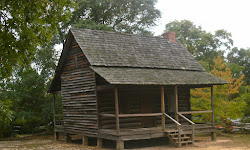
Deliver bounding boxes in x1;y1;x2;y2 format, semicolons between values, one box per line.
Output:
164;113;182;147
100;113;162;118
177;113;195;145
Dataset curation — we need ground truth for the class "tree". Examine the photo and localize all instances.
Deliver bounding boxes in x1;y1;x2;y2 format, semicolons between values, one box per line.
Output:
0;98;13;137
240;85;250;122
227;47;250;85
164;20;233;66
191;54;246;124
2;67;56;134
70;0;161;35
0;0;75;80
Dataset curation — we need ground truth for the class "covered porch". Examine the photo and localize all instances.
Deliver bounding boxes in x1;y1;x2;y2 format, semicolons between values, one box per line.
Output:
96;84;216;148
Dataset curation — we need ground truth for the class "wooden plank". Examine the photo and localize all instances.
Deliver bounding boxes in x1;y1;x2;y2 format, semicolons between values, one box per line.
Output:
178;113;195;125
100;113;116;117
119;113;162;118
164;113;181;126
211;85;216;141
179;110;212;114
97;138;103;147
82;135;88;146
211;86;214;127
115;87;120;135
175;86;179;123
53;94;56;127
161;86;165;130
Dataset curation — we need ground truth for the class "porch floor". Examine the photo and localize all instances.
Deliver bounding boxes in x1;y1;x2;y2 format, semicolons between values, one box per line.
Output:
99;123;215;136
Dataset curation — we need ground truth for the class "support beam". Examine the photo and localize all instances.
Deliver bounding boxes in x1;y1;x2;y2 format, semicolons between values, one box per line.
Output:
211;86;214;128
116;140;124;150
161;86;165;131
211;86;216;141
52;93;56;141
54;132;59;141
82;135;88;146
115;87;120;135
97;138;103;148
65;133;71;143
174;86;179;122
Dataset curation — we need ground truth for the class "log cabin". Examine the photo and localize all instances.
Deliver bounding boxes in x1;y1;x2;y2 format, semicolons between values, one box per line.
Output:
48;29;229;149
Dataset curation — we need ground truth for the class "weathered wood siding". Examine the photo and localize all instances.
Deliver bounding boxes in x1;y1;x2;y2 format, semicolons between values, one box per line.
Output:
61;39;98;136
98;89;143;129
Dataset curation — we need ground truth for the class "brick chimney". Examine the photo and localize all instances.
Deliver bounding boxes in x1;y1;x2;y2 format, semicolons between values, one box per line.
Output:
162;31;176;42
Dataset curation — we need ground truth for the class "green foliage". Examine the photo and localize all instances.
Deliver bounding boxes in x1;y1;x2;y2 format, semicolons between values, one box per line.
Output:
191;55;246;124
227;47;250;85
0;0;76;79
70;0;161;35
2;68;61;134
0;98;13;137
164;20;233;67
241;86;250;122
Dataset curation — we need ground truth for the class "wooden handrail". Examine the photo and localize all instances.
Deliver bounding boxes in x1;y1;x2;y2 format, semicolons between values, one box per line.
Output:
119;113;162;118
164;113;181;126
178;113;195;125
178;110;212;114
178;113;195;145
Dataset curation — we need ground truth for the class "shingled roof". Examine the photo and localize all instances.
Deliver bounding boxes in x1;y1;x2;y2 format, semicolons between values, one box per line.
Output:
49;29;229;93
71;28;205;71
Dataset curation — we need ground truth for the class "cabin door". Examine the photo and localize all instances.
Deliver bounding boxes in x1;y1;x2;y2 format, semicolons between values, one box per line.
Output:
141;95;154;127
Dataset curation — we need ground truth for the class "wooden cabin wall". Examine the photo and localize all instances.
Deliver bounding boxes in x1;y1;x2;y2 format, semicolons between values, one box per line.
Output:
98;86;191;129
61;39;98;137
98;88;161;129
155;87;191;125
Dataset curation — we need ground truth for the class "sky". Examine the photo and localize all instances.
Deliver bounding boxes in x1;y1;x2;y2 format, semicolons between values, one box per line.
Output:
152;0;250;49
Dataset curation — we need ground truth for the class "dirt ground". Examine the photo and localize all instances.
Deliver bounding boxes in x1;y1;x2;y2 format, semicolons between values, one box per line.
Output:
0;133;249;150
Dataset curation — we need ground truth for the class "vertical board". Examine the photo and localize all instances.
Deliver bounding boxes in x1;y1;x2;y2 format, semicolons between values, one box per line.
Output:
61;39;98;136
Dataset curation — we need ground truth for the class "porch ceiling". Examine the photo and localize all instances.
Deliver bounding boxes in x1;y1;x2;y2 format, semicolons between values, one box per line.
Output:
91;66;229;86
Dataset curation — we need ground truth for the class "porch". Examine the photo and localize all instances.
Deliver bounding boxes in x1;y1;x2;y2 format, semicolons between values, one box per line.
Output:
96;85;216;149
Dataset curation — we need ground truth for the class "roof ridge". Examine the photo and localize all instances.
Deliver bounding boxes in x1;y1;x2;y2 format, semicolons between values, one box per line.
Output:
90;65;206;72
70;28;169;40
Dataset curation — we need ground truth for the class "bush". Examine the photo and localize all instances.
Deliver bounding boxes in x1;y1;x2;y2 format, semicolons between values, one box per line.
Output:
0;99;14;137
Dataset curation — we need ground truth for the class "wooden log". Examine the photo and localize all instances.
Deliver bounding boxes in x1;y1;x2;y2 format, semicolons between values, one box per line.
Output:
100;113;116;117
53;94;56;127
175;86;179;124
116;140;124;150
178;110;212;114
82;135;88;146
161;86;165;131
115;87;120;136
211;86;214;128
97;138;103;147
119;113;162;118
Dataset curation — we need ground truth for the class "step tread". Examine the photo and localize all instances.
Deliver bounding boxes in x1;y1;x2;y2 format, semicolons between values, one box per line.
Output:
168;133;192;136
176;140;193;144
173;136;191;140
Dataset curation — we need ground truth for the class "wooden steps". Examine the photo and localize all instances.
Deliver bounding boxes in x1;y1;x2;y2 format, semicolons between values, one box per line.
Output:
166;129;194;147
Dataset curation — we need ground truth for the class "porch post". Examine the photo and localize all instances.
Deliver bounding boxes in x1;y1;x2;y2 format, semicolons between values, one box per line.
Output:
211;85;216;140
161;86;165;131
174;86;179;122
114;87;120;135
